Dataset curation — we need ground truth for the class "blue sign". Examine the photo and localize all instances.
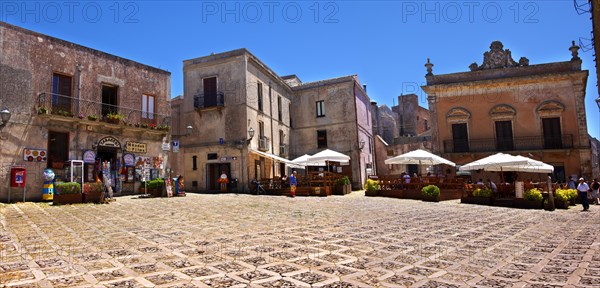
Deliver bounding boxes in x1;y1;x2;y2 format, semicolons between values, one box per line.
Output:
219;138;224;145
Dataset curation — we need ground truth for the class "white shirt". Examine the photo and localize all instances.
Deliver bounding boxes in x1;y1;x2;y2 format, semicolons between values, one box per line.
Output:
577;182;590;192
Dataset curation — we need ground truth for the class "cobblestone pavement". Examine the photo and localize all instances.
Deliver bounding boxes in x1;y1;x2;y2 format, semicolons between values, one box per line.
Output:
0;192;599;288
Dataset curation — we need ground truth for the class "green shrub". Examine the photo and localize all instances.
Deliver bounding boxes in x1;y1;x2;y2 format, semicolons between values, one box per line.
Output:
142;178;165;189
421;185;440;197
335;176;351;186
554;189;570;202
473;187;492;197
364;179;380;192
524;188;543;202
55;182;81;194
83;182;104;194
566;189;578;201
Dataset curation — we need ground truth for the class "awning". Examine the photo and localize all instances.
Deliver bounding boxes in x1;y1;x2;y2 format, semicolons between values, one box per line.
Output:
250;149;303;168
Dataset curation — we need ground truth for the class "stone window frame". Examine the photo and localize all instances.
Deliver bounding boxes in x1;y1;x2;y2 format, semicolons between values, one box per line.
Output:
445;107;471;124
489;104;517;120
536;100;565;117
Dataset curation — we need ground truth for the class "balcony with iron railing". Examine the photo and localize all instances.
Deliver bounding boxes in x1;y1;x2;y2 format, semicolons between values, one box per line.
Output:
443;134;573;153
258;136;270;152
37;93;170;131
279;144;288;157
194;92;224;109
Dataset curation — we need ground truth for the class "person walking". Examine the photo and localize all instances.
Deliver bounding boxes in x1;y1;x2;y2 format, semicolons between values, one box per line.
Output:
577;177;590;211
568;176;576;189
592;178;600;205
289;171;297;197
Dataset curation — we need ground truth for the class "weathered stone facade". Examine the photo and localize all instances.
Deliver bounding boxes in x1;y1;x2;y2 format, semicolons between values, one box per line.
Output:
0;22;170;202
422;41;590;182
174;49;373;191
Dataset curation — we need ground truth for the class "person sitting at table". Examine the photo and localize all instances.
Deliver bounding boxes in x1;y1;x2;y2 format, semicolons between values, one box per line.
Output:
476;178;484;185
487;179;497;193
402;172;410;183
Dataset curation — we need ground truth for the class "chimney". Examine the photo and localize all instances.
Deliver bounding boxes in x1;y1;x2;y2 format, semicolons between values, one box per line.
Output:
363;84;367;93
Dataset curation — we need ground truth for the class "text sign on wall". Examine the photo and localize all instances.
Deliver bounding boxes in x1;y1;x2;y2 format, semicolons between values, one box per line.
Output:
98;136;121;148
126;142;147;153
83;150;96;164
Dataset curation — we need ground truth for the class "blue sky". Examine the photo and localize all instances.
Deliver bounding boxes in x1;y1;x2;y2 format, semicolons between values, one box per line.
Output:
2;1;597;135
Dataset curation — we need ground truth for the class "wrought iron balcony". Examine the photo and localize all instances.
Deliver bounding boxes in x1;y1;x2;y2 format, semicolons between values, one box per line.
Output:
443;135;573;153
37;93;170;129
258;137;270;152
279;144;288;157
194;92;224;109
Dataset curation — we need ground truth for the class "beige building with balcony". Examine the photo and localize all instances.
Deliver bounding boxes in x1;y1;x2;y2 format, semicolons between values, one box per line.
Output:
0;22;171;201
173;49;373;192
422;41;589;182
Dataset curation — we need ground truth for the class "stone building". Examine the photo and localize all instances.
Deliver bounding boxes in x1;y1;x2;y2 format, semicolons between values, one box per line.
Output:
371;94;432;175
422;41;589;182
173;49;373;192
0;22;171;202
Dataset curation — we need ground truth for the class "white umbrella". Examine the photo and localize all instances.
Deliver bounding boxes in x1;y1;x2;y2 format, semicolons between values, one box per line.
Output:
459;153;528;171
306;149;350;165
499;155;554;173
384;149;455;166
289;154;312;169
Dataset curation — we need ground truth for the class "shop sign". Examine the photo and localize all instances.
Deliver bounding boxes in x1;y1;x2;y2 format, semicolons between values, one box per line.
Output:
83;150;96;164
126;141;147;153
162;142;170;151
23;148;47;162
172;140;179;153
123;153;135;167
98;136;121;148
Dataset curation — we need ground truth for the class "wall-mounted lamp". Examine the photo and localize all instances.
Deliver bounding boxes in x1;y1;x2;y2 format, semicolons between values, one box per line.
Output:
358;140;365;151
186;124;193;136
0;107;11;130
248;127;255;141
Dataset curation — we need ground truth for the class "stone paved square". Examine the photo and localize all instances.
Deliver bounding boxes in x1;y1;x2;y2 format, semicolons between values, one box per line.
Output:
0;193;599;287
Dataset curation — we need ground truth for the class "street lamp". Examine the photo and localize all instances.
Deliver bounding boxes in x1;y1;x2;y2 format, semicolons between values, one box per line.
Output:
0;107;11;129
248;127;255;141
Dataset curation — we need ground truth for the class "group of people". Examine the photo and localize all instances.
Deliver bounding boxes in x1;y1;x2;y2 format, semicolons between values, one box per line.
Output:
570;176;600;212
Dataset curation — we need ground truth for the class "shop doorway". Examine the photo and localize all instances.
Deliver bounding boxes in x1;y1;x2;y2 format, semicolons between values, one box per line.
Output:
47;131;69;169
97;147;118;189
207;163;230;191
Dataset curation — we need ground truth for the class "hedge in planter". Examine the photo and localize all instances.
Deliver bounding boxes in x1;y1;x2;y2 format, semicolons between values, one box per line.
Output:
140;178;165;197
54;182;82;205
334;176;352;195
421;185;440;202
364;179;379;197
471;187;493;205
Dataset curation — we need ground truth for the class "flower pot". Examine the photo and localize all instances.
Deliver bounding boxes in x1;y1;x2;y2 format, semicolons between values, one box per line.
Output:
365;190;378;197
514;198;543;209
422;195;440;202
83;191;104;204
554;199;569;209
472;196;492;205
53;194;82;205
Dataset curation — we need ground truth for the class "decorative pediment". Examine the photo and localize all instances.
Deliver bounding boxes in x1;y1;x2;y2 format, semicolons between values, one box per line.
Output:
469;41;529;71
489;104;516;119
537;101;565;116
446;107;471;123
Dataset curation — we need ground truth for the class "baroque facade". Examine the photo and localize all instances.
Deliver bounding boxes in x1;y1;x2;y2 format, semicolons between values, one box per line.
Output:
0;22;171;201
171;49;373;192
422;41;589;182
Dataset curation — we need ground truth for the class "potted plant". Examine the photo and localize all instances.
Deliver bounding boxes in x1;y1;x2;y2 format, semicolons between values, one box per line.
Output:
83;182;104;203
364;179;379;197
37;107;47;114
567;189;578;206
87;115;98;121
515;188;543;209
77;113;85;119
139;178;165;197
53;182;82;205
472;187;493;205
334;176;352;195
421;184;440;202
554;188;570;209
105;112;124;124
